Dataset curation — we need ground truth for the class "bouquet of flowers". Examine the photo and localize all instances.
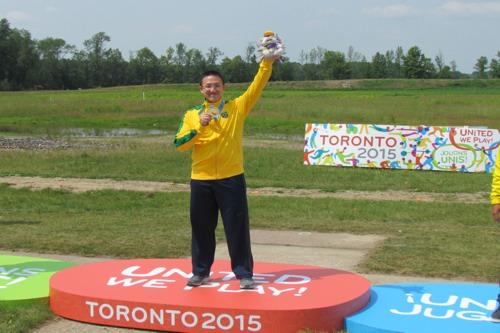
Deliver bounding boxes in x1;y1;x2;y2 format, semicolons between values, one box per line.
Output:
257;31;285;62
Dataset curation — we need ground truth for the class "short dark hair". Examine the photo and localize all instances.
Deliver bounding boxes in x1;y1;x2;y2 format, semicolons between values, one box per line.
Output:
199;70;225;86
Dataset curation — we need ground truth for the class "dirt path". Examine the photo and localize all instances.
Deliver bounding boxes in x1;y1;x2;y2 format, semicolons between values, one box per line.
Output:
0;176;489;204
0;136;304;150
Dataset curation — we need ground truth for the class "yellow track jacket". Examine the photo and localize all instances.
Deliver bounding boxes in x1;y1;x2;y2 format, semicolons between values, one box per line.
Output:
174;59;273;180
492;154;500;205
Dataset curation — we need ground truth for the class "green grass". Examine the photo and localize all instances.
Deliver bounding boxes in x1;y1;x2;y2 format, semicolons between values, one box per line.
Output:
0;186;192;258
0;300;52;333
0;185;498;280
1;80;499;136
250;196;498;280
0;139;492;193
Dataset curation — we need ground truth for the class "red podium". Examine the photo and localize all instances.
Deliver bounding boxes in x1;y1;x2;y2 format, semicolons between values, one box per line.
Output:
50;259;370;332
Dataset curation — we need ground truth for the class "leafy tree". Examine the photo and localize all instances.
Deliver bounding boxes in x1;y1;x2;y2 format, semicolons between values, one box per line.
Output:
0;19;38;89
434;51;453;79
347;46;364;63
160;47;182;83
383;50;395;77
435;51;444;72
83;32;111;86
393;46;405;78
206;46;223;66
474;56;488;79
439;65;452;79
184;48;207;82
350;60;371;79
81;32;127;87
320;51;350;79
168;43;200;82
163;47;175;64
0;18;12;87
244;43;256;64
7;28;38;89
490;52;500;78
129;47;160;84
301;63;321;80
173;43;187;65
243;43;258;79
2;18;499;90
346;47;368;79
220;55;249;82
272;61;300;81
102;48;127;86
308;47;326;65
371;52;387;78
298;50;308;64
449;60;460;79
61;53;88;89
36;37;75;89
403;46;435;78
38;37;73;60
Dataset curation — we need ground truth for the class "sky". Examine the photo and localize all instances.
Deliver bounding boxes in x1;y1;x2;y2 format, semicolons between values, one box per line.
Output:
1;0;500;73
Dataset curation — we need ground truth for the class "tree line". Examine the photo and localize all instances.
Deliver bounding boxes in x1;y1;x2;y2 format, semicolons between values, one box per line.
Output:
1;18;499;91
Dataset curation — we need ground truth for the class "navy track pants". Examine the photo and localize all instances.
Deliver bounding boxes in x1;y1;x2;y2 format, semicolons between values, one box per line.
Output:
190;174;253;279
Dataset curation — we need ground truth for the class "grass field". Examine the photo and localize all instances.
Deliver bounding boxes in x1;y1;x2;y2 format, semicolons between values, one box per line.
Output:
0;140;492;193
1;79;499;136
0;79;499;332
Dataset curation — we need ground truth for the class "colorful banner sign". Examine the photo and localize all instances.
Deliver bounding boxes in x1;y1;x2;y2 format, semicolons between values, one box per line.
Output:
0;255;73;301
346;283;500;333
50;258;370;332
304;124;499;173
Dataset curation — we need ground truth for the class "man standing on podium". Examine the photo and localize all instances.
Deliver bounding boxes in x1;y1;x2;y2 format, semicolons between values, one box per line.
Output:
174;31;284;289
490;151;500;320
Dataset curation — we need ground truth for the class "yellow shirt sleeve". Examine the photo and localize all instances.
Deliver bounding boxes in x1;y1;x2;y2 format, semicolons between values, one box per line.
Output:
235;59;274;116
173;111;207;152
491;154;500;204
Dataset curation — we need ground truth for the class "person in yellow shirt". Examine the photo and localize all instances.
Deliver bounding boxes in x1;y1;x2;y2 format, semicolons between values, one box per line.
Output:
492;154;500;222
491;153;500;320
174;32;282;289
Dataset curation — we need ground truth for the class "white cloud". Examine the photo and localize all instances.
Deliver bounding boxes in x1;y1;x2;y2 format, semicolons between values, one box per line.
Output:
436;1;500;15
363;4;418;18
6;10;32;22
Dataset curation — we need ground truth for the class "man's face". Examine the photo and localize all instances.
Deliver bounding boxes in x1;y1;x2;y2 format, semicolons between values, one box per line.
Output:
200;75;225;103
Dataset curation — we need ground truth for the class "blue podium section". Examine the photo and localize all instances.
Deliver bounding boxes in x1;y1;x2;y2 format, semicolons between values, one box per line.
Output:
345;283;500;333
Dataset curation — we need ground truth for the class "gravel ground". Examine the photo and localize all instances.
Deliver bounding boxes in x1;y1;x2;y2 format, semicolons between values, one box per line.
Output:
0;137;112;150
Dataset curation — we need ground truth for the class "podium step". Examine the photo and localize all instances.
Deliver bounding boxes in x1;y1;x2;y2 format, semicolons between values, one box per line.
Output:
50;258;371;332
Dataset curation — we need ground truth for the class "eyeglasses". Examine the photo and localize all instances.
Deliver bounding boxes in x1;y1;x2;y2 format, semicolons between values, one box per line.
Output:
202;83;223;90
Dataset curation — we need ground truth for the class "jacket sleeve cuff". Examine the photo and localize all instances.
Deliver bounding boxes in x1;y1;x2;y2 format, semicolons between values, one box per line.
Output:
197;123;210;134
261;59;274;68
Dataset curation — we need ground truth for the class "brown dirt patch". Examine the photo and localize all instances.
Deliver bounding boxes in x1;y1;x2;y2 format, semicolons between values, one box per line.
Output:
0;176;488;204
